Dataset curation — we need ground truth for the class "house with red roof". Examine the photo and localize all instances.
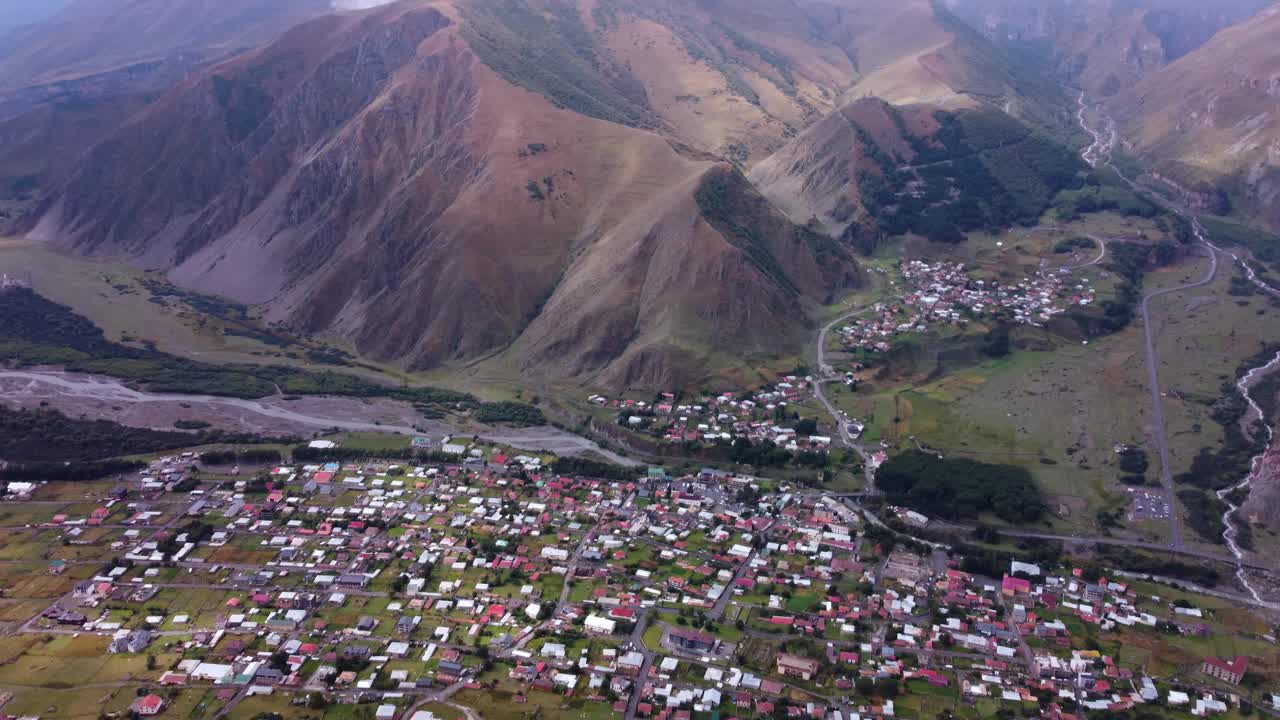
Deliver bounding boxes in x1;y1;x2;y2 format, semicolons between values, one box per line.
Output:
1202;656;1248;685
131;694;166;715
1001;574;1032;596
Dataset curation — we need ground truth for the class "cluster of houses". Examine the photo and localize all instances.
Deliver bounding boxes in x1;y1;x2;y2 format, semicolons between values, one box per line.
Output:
590;381;834;451
837;260;1095;353
8;448;1277;720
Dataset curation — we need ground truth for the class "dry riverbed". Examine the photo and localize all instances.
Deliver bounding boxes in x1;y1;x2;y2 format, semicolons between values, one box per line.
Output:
0;369;638;464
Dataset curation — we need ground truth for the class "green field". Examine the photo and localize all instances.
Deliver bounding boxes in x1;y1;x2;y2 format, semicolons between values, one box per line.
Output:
835;232;1280;538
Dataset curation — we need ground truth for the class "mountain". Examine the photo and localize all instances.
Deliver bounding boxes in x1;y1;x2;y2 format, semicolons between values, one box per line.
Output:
751;97;1087;249
945;0;1271;97
22;0;1081;389
0;0;330;93
748;98;940;245
28;0;861;390
1109;4;1280;232
0;0;332;233
825;0;1075;137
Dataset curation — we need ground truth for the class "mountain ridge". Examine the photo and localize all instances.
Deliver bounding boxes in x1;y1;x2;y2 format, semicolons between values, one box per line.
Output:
15;0;1099;390
27;0;866;390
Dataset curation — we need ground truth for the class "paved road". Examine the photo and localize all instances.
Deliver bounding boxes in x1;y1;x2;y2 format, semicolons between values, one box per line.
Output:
558;519;606;606
1137;240;1218;551
1075;91;1213;551
995;527;1272;571
836;491;1275;574
708;548;755;621
624;612;656;720
1043;235;1106;272
813;303;879;490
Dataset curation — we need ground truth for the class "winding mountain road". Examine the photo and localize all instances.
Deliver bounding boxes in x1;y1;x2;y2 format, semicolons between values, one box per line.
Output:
1076;91;1280;569
813;303;879;490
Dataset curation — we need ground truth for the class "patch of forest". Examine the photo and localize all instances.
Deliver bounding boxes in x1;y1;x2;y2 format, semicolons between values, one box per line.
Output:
0;405;289;463
859;108;1086;243
876;449;1044;524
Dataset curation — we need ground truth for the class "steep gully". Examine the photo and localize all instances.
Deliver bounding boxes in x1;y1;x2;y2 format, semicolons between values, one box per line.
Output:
1078;92;1280;601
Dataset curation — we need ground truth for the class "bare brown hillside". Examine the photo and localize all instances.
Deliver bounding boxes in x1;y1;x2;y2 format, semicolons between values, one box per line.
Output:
749;99;941;241
1110;4;1280;232
29;1;860;389
0;0;332;233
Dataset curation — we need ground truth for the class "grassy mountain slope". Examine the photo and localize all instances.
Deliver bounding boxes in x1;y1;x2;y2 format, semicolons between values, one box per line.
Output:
455;0;1077;167
1110;5;1280;233
751;98;1088;249
457;0;860;167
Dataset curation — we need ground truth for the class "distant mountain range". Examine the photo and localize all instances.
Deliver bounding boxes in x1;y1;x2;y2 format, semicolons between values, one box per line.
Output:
945;0;1271;98
4;0;1276;388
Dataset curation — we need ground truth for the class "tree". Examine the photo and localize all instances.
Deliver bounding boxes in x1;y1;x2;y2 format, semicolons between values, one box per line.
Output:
855;677;875;697
982;325;1011;358
1079;560;1103;583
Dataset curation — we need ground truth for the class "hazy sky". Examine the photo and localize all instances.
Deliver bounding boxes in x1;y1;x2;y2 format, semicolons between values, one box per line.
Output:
0;0;71;34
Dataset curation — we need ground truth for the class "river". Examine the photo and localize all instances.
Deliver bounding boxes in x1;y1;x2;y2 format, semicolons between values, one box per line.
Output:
0;369;640;466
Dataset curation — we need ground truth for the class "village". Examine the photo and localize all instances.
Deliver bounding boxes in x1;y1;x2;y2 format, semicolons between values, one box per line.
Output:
835;261;1095;354
2;440;1277;720
588;381;839;456
583;258;1101;460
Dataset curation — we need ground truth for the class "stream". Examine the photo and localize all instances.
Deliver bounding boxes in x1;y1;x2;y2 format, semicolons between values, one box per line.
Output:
1221;352;1280;603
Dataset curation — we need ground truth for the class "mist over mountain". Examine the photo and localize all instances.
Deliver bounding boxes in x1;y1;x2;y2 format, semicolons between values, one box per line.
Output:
944;0;1272;96
332;0;400;7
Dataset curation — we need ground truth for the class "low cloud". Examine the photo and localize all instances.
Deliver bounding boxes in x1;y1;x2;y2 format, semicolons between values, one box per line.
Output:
332;0;398;9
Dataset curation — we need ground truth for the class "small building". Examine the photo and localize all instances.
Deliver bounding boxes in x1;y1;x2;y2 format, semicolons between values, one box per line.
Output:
776;653;819;682
584;615;616;635
110;629;153;654
1001;574;1032;597
664;627;717;654
131;694;165;716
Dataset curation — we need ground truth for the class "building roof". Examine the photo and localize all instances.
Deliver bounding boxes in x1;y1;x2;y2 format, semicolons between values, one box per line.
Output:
1204;655;1248;675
